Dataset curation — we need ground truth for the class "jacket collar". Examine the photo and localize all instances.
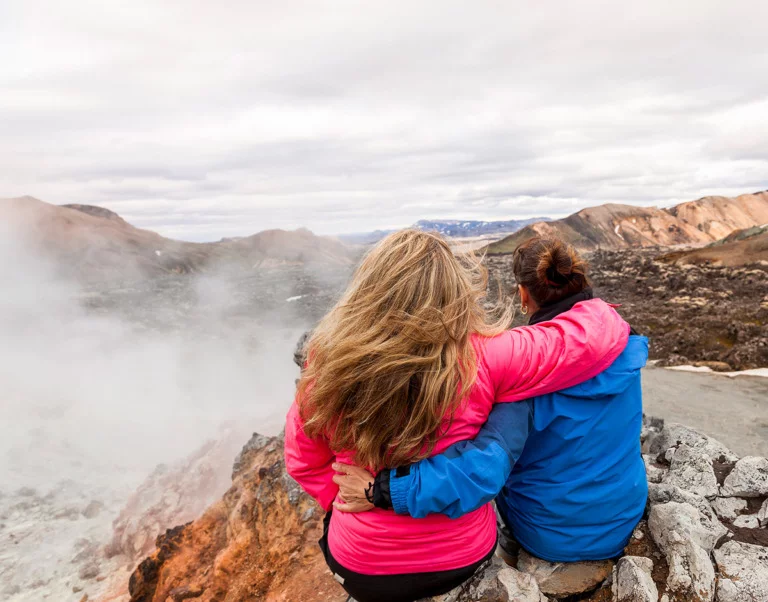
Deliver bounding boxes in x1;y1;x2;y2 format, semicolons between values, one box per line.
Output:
528;288;594;326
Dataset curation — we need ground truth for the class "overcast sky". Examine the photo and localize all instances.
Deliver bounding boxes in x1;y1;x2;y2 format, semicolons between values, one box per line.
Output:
2;1;767;240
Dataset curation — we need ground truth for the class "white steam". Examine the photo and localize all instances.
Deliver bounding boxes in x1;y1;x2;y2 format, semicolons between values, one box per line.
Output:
0;227;305;491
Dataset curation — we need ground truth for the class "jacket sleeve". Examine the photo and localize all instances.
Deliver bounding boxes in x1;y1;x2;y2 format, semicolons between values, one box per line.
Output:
284;400;338;511
486;298;629;403
384;399;533;518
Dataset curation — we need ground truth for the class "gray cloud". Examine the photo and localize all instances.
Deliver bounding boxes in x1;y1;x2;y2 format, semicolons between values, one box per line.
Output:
1;0;767;240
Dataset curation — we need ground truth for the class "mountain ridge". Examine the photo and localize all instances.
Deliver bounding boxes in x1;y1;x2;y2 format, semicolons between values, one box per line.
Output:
0;196;356;283
487;191;768;254
338;217;550;244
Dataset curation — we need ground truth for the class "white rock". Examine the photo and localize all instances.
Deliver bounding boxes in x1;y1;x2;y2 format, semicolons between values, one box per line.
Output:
720;456;768;497
648;483;710;513
648;502;723;601
662;445;720;498
648;423;738;463
758;498;768;528
714;541;768;602
647;484;722;535
711;497;748;521
642;454;667;484
424;557;548;602
613;556;658;602
496;568;549;602
732;514;759;529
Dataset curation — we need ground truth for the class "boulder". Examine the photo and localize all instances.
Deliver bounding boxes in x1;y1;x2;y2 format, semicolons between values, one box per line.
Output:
758;498;768;528
648;501;724;601
516;550;612;598
420;557;548;602
640;415;665;453
714;540;768;602
720;456;768;497
662;445;720;498
642;455;667;484
648;423;737;464
612;556;658;602
647;484;723;536
711;497;747;521
732;514;759;529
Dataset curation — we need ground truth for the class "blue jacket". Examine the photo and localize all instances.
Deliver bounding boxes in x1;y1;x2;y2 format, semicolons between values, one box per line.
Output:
387;335;649;562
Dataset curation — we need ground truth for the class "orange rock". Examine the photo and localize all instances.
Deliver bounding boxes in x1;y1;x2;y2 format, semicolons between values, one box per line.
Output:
126;433;346;602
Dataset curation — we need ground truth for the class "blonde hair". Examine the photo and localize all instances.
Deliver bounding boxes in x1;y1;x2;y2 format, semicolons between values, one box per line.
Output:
298;229;513;471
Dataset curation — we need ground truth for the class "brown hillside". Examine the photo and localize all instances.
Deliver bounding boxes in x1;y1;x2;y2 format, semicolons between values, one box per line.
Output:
487;191;768;254
0;196;355;283
658;226;768;268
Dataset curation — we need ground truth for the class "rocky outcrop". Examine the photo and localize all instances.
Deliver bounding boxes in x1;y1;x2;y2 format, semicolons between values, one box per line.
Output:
126;432;346;602
641;421;768;602
125;415;767;602
108;428;250;561
713;541;768;602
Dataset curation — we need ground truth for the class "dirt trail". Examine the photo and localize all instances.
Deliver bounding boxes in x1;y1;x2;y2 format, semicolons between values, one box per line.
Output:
642;366;768;457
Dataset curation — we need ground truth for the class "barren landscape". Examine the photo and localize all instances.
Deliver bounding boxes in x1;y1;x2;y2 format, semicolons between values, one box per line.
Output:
1;193;768;601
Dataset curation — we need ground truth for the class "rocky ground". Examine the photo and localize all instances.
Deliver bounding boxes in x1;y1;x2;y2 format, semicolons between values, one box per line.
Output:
488;248;768;371
120;338;768;602
3;246;768;602
0;264;331;602
122;418;768;602
87;245;768;372
79;263;350;335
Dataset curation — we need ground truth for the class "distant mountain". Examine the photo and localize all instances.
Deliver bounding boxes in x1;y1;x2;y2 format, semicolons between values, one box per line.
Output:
658;224;768;267
413;217;550;238
0;196;356;283
337;229;398;245
339;217;549;245
487;191;768;254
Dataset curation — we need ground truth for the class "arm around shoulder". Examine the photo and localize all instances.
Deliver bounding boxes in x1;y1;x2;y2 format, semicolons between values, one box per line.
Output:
486;298;629;402
384;399;533;519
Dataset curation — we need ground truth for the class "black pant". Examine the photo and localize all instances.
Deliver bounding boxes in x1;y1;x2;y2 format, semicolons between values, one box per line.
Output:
318;511;496;602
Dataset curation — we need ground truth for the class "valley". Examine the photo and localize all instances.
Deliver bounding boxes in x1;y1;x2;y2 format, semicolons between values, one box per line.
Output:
1;191;767;601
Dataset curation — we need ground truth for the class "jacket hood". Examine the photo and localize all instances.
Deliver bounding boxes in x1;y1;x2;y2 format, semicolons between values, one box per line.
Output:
559;335;648;399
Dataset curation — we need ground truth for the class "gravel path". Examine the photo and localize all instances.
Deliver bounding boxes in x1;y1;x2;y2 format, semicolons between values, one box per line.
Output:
643;366;768;457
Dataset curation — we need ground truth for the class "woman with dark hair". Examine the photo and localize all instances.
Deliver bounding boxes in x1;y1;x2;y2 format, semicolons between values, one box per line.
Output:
334;236;648;567
285;231;630;602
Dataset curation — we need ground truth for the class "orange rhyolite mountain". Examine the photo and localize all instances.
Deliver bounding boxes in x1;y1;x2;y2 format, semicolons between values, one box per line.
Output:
487;191;768;254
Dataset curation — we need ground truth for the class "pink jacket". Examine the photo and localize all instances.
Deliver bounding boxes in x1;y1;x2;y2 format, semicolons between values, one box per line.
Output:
284;299;630;575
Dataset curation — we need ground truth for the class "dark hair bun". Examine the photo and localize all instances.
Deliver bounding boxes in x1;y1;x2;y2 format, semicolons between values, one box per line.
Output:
512;237;589;306
541;245;575;288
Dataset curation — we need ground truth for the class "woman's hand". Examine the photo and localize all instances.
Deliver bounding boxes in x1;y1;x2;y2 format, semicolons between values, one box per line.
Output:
332;463;376;513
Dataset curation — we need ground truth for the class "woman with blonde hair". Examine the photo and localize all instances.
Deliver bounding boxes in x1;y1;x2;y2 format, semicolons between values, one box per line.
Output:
285;229;629;602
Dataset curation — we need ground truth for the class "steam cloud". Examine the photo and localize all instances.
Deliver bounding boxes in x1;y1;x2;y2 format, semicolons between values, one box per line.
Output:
0;228;304;493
